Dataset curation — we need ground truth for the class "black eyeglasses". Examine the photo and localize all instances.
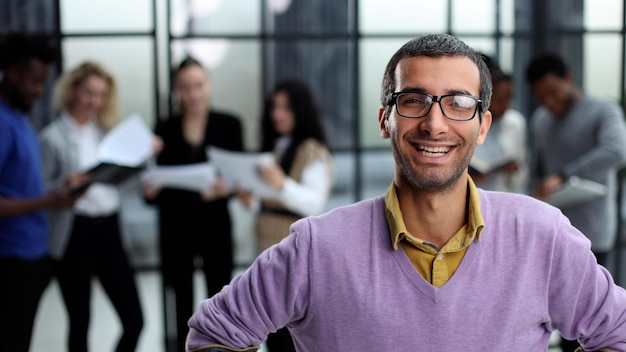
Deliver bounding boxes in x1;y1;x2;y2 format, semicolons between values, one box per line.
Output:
385;91;482;121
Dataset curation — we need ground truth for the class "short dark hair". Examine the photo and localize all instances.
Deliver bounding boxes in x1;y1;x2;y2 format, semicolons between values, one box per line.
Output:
381;34;492;119
0;33;57;72
525;52;569;84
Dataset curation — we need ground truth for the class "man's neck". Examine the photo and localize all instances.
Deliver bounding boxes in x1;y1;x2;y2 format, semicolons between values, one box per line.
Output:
396;177;468;249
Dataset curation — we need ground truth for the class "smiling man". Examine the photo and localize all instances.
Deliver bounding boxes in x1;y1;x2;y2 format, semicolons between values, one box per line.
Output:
185;34;626;352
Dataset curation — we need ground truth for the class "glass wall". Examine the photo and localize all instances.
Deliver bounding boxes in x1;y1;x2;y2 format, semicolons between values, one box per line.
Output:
4;0;625;278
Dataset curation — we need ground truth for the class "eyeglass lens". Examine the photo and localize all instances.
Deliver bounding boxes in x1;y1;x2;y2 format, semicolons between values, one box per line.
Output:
396;93;478;120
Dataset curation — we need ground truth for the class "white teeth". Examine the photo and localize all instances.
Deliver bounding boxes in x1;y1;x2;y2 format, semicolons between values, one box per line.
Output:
418;145;450;153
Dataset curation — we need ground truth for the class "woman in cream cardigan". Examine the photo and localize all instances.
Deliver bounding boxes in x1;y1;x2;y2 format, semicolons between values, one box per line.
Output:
239;78;334;352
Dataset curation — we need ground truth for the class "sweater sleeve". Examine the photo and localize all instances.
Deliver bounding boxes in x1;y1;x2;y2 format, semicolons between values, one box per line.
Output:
548;215;626;350
186;219;312;351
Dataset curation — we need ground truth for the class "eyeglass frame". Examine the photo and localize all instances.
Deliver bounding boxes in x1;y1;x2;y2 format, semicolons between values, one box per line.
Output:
385;91;483;121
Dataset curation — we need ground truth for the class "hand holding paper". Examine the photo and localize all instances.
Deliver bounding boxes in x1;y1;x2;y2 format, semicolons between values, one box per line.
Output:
207;147;279;199
69;114;155;194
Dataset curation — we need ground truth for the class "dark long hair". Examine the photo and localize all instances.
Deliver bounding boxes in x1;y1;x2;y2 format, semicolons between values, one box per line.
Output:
260;79;328;173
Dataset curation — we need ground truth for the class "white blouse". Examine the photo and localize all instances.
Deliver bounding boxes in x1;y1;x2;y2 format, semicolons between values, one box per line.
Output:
62;113;120;216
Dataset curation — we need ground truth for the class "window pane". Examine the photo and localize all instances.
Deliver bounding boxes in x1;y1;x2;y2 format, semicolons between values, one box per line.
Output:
452;0;495;33
265;0;352;35
263;39;354;149
584;0;623;30
328;151;356;208
361;150;395;200
60;0;152;32
458;37;496;57
498;37;515;74
171;39;261;150
359;38;411;148
500;0;515;34
170;0;260;36
584;34;621;103
359;0;447;34
62;37;156;127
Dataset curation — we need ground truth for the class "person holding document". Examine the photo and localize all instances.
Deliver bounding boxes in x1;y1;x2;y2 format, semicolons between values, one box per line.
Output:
525;53;626;351
237;79;333;352
39;61;145;352
470;54;528;193
142;57;243;352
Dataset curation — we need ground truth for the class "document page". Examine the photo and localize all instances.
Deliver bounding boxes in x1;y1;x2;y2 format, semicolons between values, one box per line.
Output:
140;163;217;193
70;114;154;193
98;114;154;166
207;147;279;199
545;176;607;208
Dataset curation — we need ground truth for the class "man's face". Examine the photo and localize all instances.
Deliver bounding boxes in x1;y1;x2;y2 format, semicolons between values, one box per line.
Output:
378;56;491;192
8;59;51;112
531;73;574;117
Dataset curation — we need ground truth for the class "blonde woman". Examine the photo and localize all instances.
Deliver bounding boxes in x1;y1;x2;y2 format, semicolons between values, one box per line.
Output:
39;61;144;352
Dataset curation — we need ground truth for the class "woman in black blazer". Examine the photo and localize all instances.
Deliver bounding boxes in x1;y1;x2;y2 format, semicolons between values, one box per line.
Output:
143;57;244;352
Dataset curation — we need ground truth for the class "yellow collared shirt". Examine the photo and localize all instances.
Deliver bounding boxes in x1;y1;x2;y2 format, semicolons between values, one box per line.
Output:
385;177;485;287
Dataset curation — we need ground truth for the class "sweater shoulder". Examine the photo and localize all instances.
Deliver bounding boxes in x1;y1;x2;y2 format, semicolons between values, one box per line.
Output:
291;197;386;241
479;189;561;219
478;189;574;245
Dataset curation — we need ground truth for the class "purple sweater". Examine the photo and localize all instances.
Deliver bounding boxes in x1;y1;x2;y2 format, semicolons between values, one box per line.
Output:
187;190;626;351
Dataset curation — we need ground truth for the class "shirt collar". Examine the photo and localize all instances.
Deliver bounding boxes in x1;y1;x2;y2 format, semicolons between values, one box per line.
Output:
385;176;485;251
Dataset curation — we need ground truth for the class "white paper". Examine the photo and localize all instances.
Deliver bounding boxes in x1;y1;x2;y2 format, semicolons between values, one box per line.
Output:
98;114;154;167
207;147;279;199
140;163;217;192
545;176;607;208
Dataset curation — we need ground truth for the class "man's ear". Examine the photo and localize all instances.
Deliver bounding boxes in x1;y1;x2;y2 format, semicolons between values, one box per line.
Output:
378;107;390;139
476;110;492;145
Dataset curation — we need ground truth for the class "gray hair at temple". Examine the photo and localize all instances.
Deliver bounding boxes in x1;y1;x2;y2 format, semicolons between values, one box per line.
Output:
380;33;492;122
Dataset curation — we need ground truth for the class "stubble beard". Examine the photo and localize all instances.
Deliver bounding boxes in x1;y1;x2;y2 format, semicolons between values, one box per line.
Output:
391;133;476;193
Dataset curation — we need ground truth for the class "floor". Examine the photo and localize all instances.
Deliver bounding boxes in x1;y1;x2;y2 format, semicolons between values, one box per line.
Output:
33;268;270;352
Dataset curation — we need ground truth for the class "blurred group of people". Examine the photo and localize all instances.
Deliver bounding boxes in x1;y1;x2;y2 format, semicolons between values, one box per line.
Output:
2;30;626;352
0;33;333;352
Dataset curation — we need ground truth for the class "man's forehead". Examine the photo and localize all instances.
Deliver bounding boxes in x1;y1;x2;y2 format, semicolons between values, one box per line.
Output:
394;56;481;92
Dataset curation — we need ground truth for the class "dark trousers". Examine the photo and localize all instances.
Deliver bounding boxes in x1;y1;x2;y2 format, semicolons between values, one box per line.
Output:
560;250;609;352
55;213;144;352
0;255;51;352
266;327;296;352
160;212;234;352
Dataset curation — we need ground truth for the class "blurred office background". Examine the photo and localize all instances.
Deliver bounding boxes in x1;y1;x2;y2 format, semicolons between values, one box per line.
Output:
2;0;626;351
